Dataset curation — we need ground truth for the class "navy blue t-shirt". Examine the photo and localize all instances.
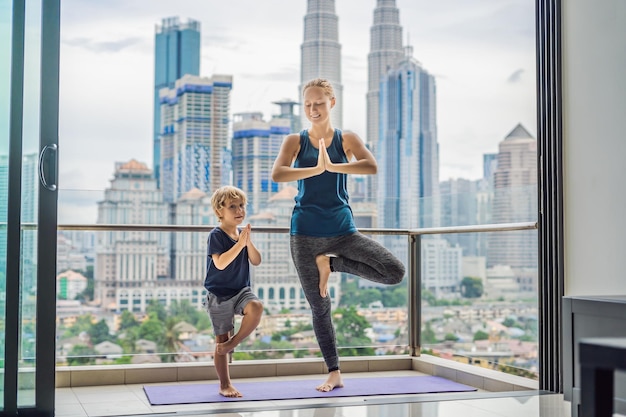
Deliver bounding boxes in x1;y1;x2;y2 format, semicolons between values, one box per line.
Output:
203;227;250;298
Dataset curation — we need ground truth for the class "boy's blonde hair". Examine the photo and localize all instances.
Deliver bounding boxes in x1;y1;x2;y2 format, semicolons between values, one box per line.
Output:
211;186;248;220
302;78;335;99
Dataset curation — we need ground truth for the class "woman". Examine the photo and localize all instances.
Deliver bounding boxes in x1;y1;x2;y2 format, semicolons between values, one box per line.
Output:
271;78;406;392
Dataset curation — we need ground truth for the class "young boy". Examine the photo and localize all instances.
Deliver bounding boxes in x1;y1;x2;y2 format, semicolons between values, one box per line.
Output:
204;185;263;398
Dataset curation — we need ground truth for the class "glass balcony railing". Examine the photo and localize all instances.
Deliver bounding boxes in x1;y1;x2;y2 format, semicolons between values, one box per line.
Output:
48;218;538;379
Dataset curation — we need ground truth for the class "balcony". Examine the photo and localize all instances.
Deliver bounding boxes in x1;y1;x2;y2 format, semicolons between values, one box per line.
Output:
49;221;556;417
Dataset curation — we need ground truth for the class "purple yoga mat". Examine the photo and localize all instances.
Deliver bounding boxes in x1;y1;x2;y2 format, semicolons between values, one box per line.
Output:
143;375;476;405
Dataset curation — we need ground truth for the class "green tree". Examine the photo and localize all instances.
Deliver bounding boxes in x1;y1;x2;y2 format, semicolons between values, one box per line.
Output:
169;300;200;324
381;286;407;307
139;312;166;343
444;333;459;342
160;318;181;363
146;299;167;322
88;319;112;345
421;321;437;344
333;306;374;356
118;326;140;354
119;310;139;331
63;314;94;338
502;317;517;328
67;345;97;366
194;314;212;332
460;277;484;298
473;330;489;341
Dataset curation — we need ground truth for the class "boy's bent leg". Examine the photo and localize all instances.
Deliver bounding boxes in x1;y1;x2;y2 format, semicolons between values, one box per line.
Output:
216;298;263;355
214;332;242;398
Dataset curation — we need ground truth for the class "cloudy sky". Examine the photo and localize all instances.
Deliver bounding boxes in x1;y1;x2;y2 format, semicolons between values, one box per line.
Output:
53;0;535;222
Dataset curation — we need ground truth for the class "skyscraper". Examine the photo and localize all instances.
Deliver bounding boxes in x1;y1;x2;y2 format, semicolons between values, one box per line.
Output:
153;17;201;187
378;45;439;231
487;124;538;269
299;0;343;129
159;74;233;203
440;178;479;256
367;0;404;147
231;112;289;214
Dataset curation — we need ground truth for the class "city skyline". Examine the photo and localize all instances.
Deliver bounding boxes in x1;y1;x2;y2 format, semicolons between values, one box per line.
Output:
50;0;535;223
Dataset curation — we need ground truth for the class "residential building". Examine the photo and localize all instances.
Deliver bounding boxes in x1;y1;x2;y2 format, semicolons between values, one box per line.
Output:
56;270;88;300
271;98;301;134
159;74;233;203
487;124;537;268
231;112;289;214
153;17;201;187
94;160;170;311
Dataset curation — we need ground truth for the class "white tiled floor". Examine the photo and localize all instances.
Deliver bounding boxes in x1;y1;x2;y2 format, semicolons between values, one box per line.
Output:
54;371;576;417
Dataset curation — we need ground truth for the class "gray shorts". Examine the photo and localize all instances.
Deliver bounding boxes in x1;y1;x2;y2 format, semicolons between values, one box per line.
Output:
205;286;259;336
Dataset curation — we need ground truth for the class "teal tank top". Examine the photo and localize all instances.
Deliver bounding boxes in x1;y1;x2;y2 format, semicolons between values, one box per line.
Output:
290;129;357;237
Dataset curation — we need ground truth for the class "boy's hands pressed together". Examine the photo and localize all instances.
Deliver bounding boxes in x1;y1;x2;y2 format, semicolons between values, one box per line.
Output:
242;224;262;266
238;223;251;247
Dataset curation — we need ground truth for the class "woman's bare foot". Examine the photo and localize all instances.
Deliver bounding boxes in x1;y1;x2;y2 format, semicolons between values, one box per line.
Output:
219;383;242;398
316;370;344;392
215;337;237;355
315;254;331;297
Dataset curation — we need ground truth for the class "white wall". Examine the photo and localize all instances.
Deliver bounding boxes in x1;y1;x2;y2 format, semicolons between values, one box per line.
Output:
562;0;626;295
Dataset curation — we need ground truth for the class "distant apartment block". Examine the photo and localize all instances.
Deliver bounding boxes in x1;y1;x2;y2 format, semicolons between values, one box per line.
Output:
159;74;233;202
231;112;289;214
421;238;463;297
57;270;88;300
95;160;171;312
487;124;538;269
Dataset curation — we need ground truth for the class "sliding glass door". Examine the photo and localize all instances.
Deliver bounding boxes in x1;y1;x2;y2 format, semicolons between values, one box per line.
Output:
1;0;60;415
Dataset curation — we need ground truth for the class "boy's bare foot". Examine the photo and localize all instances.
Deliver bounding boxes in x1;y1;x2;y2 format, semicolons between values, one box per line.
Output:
316;370;344;392
219;383;242;398
315;254;331;297
215;337;236;355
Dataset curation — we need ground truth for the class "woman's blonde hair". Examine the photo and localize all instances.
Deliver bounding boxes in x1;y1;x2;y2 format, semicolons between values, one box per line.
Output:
211;185;248;220
302;78;335;99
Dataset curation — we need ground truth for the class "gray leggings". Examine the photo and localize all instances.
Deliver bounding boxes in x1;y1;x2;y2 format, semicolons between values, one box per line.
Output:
290;232;406;372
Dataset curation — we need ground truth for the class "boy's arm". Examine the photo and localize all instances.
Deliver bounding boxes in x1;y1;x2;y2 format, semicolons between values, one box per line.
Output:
211;240;246;270
246;239;262;266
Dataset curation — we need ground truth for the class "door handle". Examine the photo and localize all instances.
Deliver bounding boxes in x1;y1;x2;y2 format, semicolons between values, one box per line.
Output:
38;143;58;191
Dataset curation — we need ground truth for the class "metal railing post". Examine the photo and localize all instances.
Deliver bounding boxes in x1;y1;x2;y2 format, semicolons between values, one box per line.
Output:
408;232;421;356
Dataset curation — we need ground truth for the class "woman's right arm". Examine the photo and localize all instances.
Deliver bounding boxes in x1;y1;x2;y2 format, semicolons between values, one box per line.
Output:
271;134;324;182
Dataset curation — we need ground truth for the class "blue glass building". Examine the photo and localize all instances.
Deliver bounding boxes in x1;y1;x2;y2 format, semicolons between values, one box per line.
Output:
378;45;439;231
153;17;201;188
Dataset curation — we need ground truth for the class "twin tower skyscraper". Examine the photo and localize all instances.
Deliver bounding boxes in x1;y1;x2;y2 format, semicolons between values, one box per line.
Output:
153;0;439;230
